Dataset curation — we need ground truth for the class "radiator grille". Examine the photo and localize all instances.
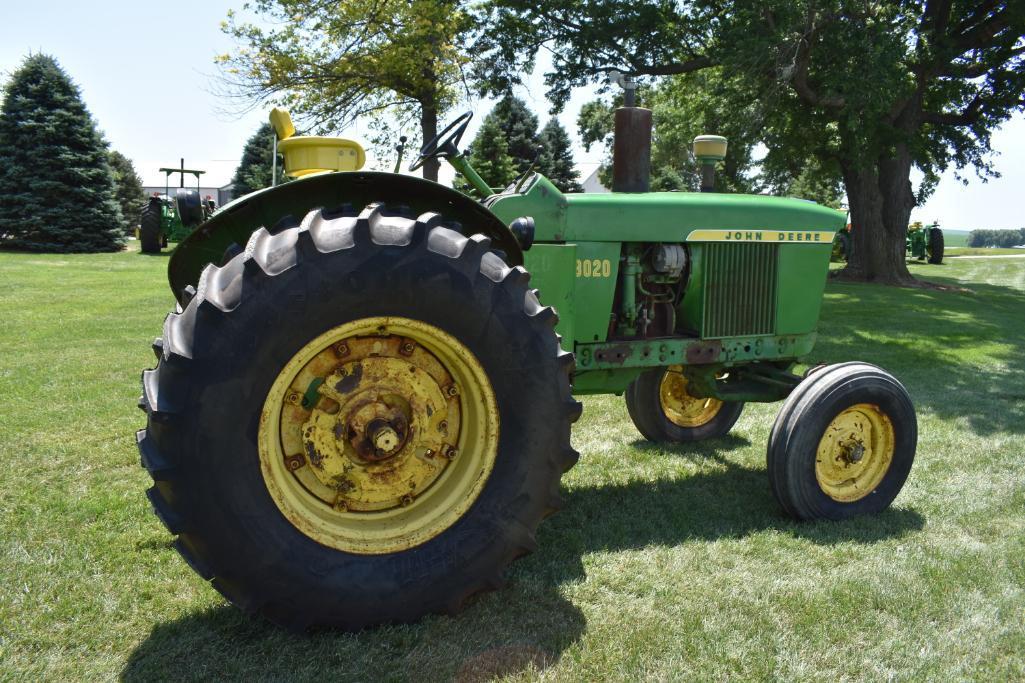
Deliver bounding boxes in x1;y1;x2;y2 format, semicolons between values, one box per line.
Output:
701;243;779;337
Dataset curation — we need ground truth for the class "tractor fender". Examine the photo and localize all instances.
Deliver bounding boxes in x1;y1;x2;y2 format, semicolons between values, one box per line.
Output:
167;171;522;304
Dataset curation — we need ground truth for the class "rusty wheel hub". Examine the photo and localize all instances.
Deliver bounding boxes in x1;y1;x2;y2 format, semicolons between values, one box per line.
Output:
258;317;500;554
342;398;411;462
298;354;457;513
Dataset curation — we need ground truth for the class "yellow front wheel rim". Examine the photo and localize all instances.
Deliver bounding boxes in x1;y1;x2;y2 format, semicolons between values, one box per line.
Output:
659;366;723;428
258;317;499;554
815;403;895;502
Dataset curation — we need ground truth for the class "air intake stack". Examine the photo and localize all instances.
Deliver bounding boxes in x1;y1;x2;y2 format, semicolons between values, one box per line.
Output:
609;71;651;193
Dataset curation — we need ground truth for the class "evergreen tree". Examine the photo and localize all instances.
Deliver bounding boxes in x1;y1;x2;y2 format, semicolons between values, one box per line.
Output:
453;114;517;193
108;150;146;235
537;119;581;193
0;54;123;252
490;93;540;173
230;122;284;197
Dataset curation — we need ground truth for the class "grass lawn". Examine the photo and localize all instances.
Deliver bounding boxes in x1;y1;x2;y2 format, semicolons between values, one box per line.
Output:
1;244;1023;682
945;247;1025;257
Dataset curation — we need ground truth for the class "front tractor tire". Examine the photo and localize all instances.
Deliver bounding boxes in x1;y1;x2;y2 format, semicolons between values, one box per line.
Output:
626;366;744;443
767;362;916;520
139;200;162;254
137;203;581;630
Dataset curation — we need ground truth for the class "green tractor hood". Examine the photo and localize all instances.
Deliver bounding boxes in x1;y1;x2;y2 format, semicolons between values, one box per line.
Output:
488;175;846;243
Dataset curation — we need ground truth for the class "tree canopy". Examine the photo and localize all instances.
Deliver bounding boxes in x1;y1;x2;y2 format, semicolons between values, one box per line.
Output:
968;228;1025;248
577;74;762;194
108;150;147;236
477;0;1025;284
0;54;123;252
218;0;476;181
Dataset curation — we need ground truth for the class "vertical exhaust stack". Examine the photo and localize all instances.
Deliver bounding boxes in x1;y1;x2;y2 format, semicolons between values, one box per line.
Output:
693;135;728;192
610;71;652;193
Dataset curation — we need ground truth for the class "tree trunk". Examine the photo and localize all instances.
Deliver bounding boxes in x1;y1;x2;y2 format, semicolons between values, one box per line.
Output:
837;95;924;286
839;161;916;285
419;103;440;182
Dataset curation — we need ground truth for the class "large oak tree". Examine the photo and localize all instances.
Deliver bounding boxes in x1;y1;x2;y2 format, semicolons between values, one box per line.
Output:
477;0;1025;284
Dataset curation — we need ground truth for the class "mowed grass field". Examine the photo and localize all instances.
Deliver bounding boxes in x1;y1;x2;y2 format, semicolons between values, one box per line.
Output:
1;245;1024;681
946;247;1025;256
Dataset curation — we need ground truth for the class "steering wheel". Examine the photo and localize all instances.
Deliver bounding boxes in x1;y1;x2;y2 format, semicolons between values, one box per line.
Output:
408;111;473;172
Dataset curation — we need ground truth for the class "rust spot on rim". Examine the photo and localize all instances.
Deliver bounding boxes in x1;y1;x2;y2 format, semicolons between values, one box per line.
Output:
334;362;364;394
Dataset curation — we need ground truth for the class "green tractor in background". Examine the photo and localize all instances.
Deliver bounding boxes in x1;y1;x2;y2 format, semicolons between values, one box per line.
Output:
833;218;944;264
138;159;216;253
906;220;944;264
137;99;918;631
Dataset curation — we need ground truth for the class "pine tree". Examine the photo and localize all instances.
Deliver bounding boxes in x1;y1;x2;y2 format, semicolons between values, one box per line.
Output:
453;114;517;194
108;150;147;235
537;119;581;193
230;122;284;197
490;93;540;173
0;54;123;252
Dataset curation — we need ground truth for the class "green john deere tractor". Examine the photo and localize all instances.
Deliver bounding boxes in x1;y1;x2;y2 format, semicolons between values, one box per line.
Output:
832;218;944;264
137;104;917;630
907;220;945;264
138;159;215;253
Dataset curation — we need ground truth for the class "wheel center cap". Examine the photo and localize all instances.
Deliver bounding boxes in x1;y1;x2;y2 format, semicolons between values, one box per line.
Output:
294;351;458;513
363;417;405;460
342;397;411;463
838;438;866;465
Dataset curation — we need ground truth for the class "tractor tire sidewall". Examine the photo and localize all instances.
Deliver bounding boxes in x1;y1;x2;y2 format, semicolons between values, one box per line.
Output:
175;190;204;229
928;227;944;264
626;368;744;443
139;203;162;253
156;217;574;628
767;363;916;521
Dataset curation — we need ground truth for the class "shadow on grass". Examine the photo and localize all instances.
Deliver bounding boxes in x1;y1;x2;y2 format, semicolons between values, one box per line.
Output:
122;578;586;682
811;275;1025;436
528;435;924;589
122;434;921;682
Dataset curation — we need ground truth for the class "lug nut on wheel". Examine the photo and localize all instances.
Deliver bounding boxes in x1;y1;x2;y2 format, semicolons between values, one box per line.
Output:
846;441;865;464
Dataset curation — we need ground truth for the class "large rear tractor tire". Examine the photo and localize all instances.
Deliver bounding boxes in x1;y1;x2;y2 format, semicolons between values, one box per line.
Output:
767;362;916;520
927;227;944;264
139;201;162;254
137;203;581;630
626;366;744;442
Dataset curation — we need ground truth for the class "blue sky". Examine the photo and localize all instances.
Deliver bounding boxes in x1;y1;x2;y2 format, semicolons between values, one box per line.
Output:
2;0;1022;229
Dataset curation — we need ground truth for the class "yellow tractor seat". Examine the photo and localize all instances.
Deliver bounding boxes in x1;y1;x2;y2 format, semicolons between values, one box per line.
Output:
269;107;366;177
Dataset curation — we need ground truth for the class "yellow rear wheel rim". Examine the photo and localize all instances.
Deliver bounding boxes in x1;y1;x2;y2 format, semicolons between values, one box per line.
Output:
815;403;895;502
258;317;499;554
658;366;723;428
